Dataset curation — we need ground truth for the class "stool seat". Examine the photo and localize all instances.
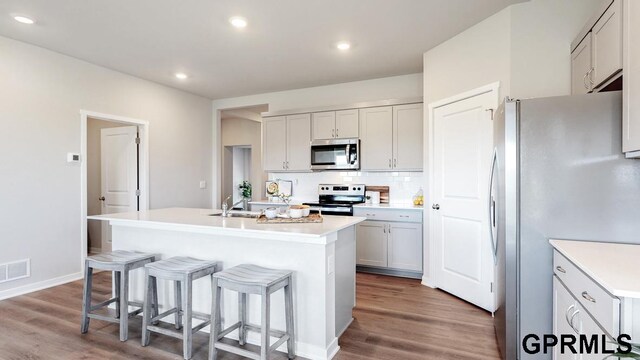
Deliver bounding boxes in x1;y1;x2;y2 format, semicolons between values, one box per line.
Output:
88;250;155;266
213;264;291;287
146;256;217;275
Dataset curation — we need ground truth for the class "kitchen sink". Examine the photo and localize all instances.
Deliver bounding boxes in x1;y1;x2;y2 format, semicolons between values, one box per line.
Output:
209;212;260;218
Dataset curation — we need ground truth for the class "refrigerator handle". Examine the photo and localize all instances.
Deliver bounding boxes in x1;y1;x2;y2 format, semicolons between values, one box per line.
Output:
488;147;498;265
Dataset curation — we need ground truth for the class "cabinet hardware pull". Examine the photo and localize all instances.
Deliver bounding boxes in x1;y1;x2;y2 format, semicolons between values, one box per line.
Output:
565;304;575;328
394;158;397;168
556;266;566;273
286;161;289;169
583;72;590;90
588;68;595;85
389;159;392;168
283;161;286;169
332;129;335;138
383;225;386;233
569;309;580;334
336;128;339;137
581;291;596;303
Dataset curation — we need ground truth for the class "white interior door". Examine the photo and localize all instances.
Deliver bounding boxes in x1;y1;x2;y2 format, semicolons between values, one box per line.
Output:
100;126;139;252
431;90;495;312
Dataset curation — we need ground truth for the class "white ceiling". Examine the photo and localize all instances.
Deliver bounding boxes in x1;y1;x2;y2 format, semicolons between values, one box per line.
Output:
0;0;525;100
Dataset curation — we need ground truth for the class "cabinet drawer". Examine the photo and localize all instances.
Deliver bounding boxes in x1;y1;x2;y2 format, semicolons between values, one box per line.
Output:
353;208;423;223
553;250;620;336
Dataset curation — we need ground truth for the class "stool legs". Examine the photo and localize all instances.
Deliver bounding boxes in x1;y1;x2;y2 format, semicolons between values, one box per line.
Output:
175;280;183;330
141;272;152;346
119;266;130;341
238;292;247;346
284;279;295;359
209;278;221;360
183;276;193;360
114;271;121;319
80;262;93;334
260;287;271;360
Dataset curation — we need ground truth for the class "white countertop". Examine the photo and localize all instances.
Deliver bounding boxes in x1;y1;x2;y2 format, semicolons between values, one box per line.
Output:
88;207;365;240
549;239;640;298
248;199;313;206
353;203;424;211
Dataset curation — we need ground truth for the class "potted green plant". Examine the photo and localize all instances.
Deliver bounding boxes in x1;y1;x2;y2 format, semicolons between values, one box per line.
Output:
238;181;251;209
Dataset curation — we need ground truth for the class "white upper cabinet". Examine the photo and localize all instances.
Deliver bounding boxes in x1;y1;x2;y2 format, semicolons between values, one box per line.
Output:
335;109;359;138
311;111;336;140
571;33;593;95
360;104;424;171
263;116;287;171
263;114;311;172
360;107;394;170
623;0;640;155
592;0;623;88
286;114;311;171
311;109;359;140
393;104;423;171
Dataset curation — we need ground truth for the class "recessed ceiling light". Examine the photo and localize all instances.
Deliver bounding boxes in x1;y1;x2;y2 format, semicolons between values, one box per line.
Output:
13;15;35;25
229;16;248;29
175;73;188;80
336;41;351;51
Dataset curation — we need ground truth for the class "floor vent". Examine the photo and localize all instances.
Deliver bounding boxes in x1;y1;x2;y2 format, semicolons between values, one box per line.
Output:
0;259;30;284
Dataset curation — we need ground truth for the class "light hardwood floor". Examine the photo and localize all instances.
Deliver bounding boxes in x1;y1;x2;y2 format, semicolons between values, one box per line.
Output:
0;272;500;359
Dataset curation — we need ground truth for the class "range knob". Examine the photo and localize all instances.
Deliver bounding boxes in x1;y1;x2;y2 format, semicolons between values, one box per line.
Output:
357;187;361;190
352;187;356;190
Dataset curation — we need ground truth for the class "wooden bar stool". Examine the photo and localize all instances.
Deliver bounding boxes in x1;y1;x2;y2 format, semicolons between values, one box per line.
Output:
209;264;295;360
81;250;158;341
141;256;218;360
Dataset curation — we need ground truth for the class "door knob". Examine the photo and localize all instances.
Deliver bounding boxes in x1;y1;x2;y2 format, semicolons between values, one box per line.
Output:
99;196;106;201
432;204;440;210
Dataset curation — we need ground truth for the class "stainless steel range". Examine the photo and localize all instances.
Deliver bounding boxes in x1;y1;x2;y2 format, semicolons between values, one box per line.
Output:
303;184;365;216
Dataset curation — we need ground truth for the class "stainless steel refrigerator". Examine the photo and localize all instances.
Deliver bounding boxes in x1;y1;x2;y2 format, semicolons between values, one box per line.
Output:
492;91;640;360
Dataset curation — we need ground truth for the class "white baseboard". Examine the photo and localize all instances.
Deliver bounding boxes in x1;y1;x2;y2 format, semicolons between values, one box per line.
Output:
421;276;436;288
0;272;83;301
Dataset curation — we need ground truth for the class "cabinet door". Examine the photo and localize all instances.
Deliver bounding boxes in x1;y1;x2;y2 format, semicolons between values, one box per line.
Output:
360;107;393;171
312;111;336;140
263;116;287;171
623;0;640;154
393;104;423;171
571;33;593;95
335;109;359;138
387;222;422;272
553;277;579;360
575;301;609;360
286;114;311;171
592;0;622;88
356;221;388;267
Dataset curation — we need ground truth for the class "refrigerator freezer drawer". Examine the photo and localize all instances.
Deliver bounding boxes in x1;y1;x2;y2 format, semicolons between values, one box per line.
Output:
553;250;620;337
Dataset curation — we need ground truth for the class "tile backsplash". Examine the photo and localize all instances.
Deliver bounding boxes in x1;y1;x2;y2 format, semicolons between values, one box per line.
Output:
267;171;424;203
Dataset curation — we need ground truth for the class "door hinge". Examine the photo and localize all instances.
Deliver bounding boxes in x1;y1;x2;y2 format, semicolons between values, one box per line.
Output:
135;137;140;144
136;189;141;197
490;282;494;293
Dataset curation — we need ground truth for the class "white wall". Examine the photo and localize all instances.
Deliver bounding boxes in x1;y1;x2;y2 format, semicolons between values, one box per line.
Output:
421;0;603;285
212;73;424;205
0;35;213;298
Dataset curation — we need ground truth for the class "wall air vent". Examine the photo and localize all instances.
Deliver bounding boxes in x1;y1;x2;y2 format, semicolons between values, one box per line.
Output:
0;259;30;284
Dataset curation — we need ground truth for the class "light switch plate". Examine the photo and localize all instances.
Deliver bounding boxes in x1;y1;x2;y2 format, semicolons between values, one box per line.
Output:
67;153;81;163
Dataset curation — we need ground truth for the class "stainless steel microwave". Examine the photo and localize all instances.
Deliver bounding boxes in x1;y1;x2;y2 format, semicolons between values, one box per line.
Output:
310;138;360;171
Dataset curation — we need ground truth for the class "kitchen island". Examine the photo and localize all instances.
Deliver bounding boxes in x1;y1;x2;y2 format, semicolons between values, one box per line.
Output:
88;207;364;360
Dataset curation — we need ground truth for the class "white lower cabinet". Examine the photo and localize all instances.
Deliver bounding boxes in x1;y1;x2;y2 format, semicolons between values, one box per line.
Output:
387;222;422;272
553;277;579;360
355;221;388;267
355;208;423;274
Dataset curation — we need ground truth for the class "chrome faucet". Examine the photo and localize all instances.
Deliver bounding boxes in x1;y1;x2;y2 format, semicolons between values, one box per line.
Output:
221;196;231;217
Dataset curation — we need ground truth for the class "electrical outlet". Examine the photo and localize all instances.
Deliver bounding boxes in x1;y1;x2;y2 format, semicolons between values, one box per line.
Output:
199;180;207;189
327;255;335;275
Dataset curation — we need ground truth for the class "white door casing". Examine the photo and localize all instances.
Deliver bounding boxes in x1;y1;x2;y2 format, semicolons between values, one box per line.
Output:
430;86;497;312
100;126;139;252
